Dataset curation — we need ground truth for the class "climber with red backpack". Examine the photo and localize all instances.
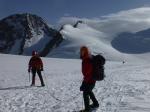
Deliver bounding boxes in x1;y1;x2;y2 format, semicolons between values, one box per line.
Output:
80;46;105;112
28;51;45;87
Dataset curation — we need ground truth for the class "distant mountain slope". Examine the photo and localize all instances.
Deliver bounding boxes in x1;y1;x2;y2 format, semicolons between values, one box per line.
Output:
0;13;63;56
111;28;150;54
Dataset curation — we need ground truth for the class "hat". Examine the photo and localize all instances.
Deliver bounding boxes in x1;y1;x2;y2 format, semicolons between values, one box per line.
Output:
32;51;37;56
80;46;90;59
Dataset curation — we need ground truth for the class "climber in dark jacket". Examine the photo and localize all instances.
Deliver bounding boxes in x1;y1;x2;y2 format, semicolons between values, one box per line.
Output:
28;51;45;87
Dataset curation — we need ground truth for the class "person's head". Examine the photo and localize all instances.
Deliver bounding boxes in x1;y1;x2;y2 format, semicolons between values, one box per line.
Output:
32;50;37;56
80;46;90;59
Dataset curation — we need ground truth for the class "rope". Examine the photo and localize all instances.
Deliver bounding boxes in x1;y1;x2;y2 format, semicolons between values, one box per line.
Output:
42;71;61;102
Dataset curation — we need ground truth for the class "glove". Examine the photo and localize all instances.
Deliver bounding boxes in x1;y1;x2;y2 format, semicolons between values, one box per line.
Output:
80;85;83;91
28;68;30;73
80;82;85;91
40;68;43;71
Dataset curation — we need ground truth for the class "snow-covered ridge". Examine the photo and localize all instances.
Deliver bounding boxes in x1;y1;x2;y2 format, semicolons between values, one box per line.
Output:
50;23;125;61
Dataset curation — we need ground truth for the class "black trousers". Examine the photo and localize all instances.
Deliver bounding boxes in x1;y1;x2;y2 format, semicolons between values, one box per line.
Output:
31;69;45;85
80;81;99;110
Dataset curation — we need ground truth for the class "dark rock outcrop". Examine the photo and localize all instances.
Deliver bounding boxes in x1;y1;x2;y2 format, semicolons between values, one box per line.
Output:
0;13;63;56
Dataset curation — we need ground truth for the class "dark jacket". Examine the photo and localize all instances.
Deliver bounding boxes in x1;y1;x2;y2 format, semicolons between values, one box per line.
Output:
29;56;43;70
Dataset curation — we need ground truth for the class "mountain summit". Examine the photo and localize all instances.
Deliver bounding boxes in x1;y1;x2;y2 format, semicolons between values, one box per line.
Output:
0;13;63;56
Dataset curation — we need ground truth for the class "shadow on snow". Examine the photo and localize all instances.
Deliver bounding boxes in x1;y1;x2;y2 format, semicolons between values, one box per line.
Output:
0;86;31;90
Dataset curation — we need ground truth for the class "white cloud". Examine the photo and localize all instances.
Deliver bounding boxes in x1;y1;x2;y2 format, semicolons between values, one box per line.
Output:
59;7;150;39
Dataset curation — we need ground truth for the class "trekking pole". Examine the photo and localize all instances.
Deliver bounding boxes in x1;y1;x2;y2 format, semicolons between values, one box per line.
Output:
80;80;84;111
82;94;84;111
42;71;48;87
28;72;30;83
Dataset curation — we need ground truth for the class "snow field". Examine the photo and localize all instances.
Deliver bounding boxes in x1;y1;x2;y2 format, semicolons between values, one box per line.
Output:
0;54;150;112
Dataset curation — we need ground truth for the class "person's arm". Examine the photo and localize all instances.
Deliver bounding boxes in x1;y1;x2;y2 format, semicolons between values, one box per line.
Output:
39;57;43;71
28;58;32;72
82;60;93;82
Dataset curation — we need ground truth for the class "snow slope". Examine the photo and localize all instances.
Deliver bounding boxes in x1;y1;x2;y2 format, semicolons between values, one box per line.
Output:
49;23;137;61
0;54;150;112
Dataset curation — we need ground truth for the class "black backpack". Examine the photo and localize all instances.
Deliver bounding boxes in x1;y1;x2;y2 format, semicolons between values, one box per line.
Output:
92;54;105;81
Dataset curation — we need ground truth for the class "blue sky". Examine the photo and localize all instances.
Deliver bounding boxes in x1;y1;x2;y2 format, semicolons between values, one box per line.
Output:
0;0;150;24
